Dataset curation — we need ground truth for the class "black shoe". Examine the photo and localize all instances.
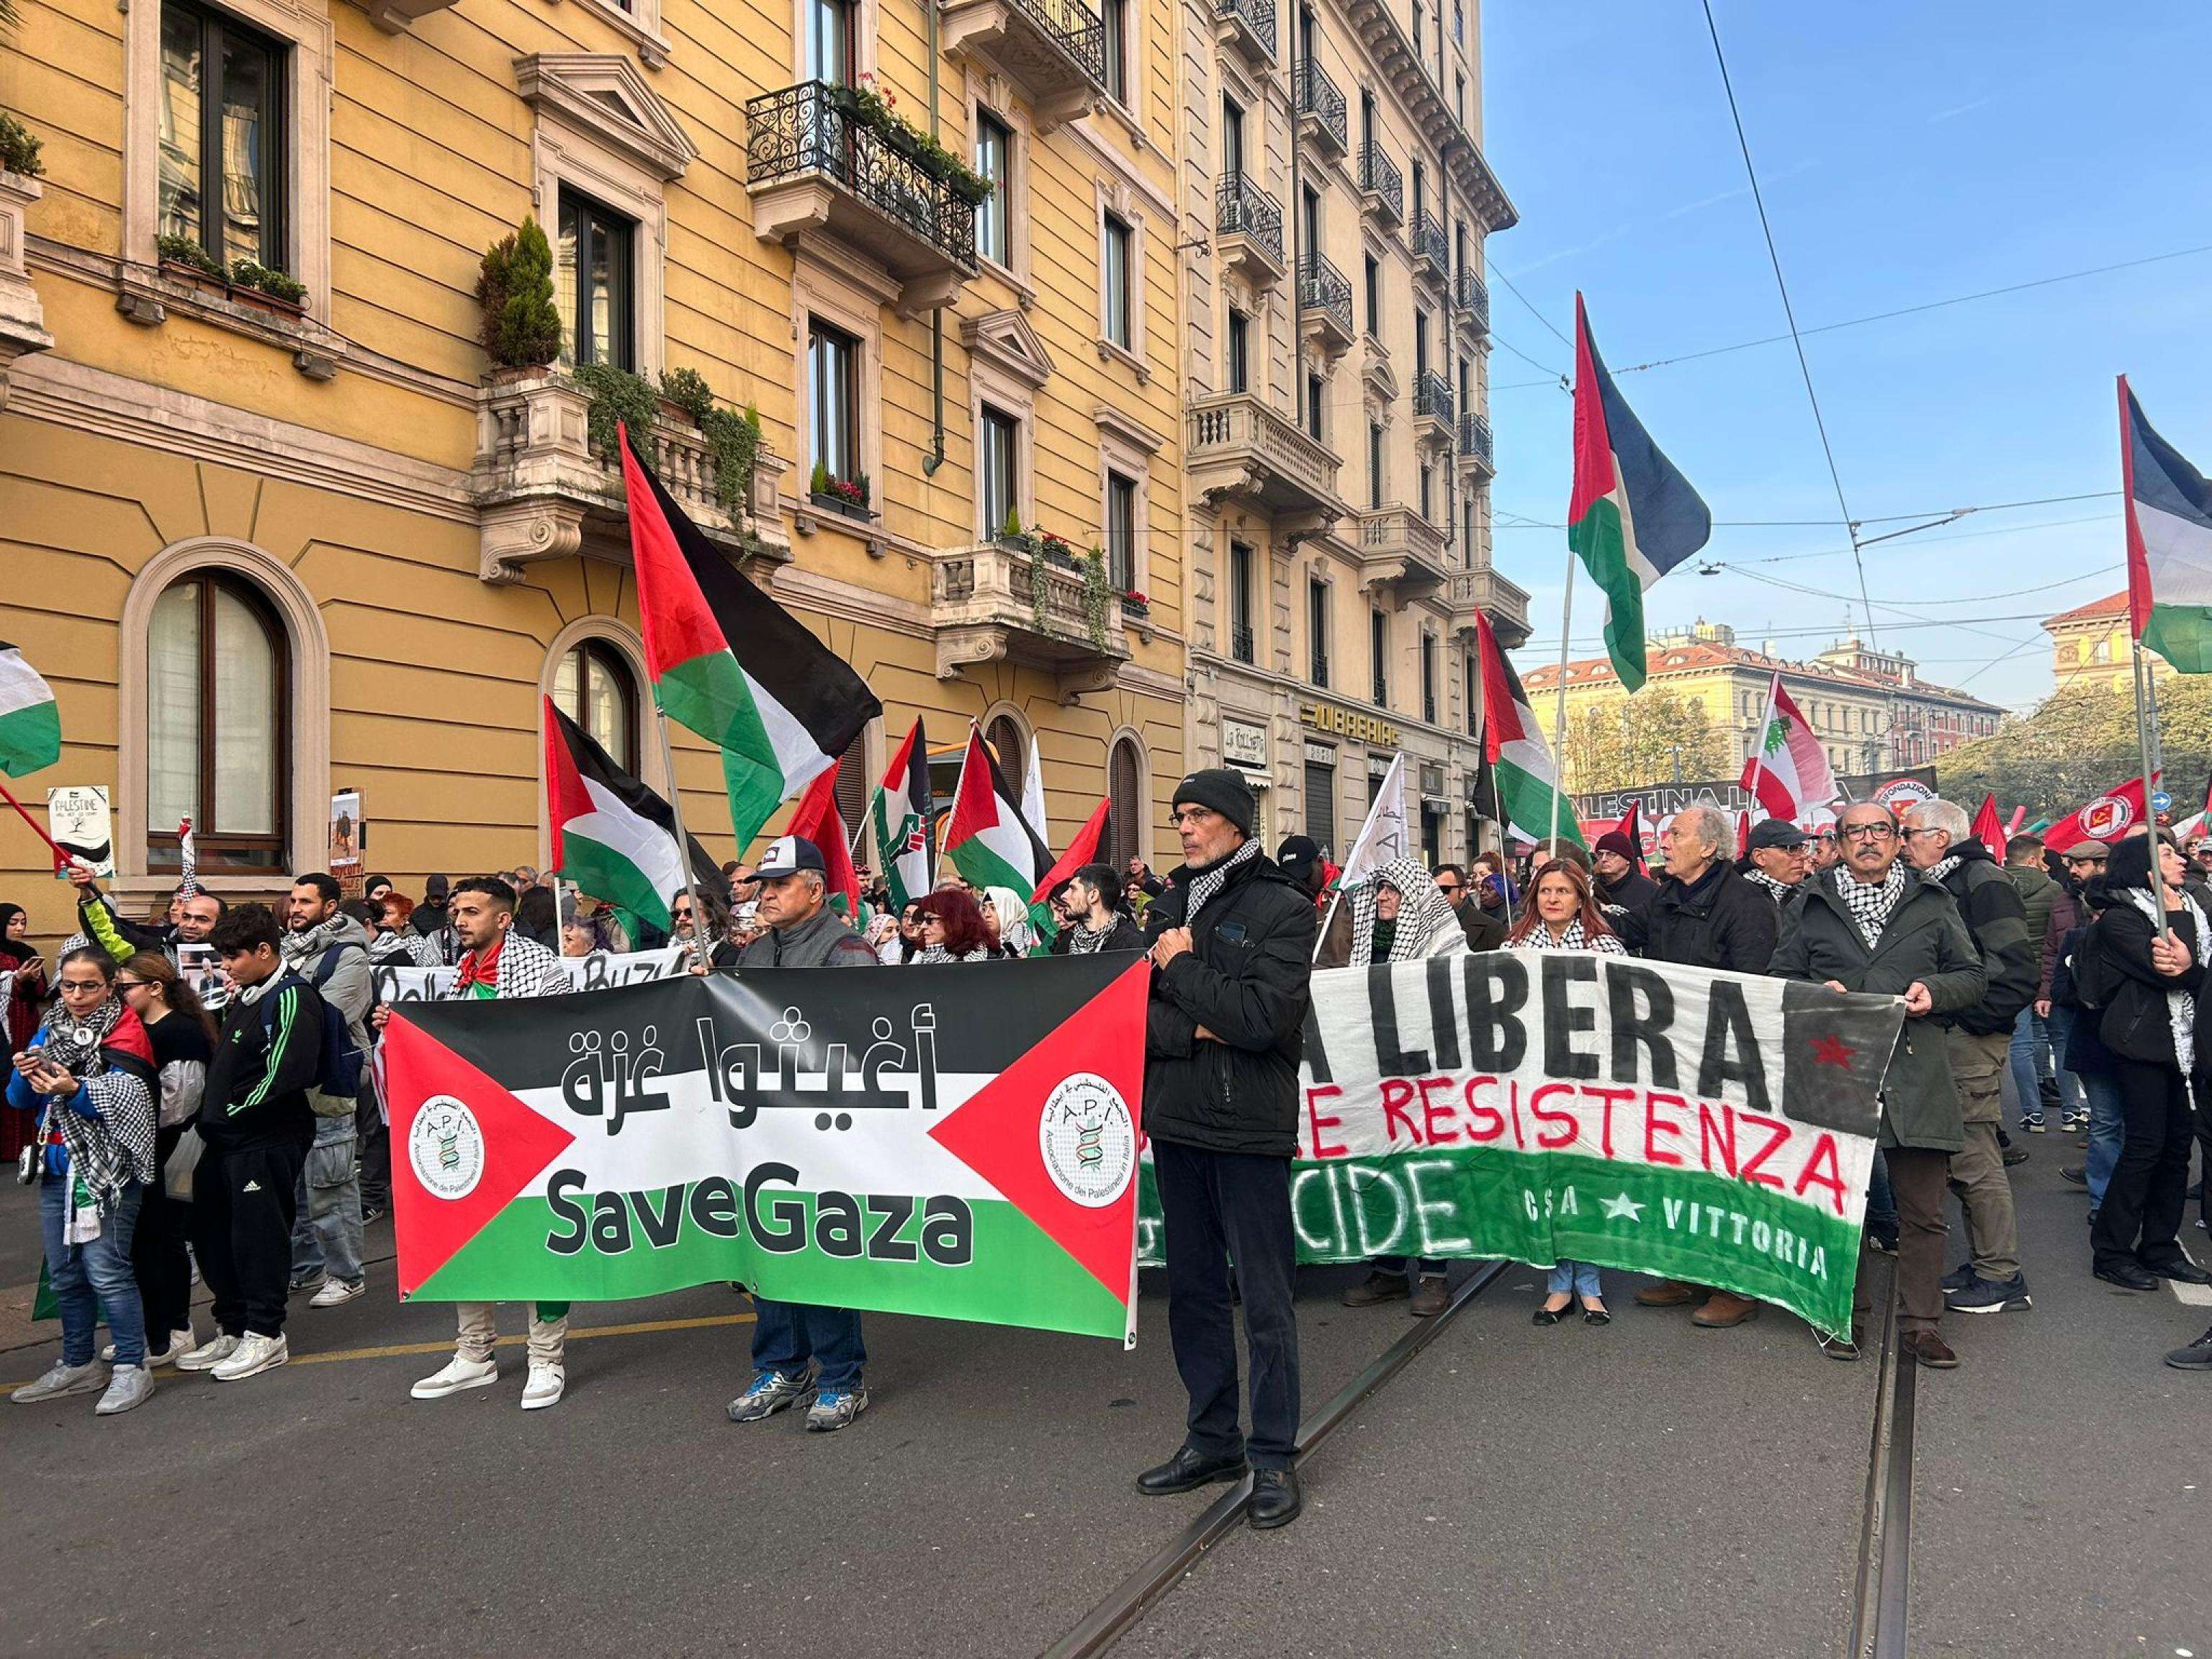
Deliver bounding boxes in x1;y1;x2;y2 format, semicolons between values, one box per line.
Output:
2059;1166;2088;1189
1248;1467;1302;1529
2164;1326;2212;1370
1532;1301;1570;1326
2095;1262;2159;1292
2191;1181;2205;1201
1939;1262;1975;1293
2141;1254;2212;1286
1136;1445;1249;1496
2002;1144;2031;1168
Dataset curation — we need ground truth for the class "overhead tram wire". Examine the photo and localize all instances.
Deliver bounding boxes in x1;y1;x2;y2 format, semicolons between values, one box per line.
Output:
1699;0;1878;644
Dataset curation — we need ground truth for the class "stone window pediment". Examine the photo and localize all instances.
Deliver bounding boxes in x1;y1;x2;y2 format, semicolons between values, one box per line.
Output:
515;53;696;181
961;308;1056;390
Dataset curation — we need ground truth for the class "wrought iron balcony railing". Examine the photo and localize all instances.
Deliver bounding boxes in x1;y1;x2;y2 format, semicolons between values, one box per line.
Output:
1006;0;1108;82
1231;622;1256;664
1215;172;1285;266
1459;410;1493;470
1455;268;1489;335
1294;60;1347;153
1298;253;1352;339
1410;210;1447;276
1358;143;1403;223
1215;0;1277;59
1414;369;1455;426
1311;650;1330;688
744;81;979;273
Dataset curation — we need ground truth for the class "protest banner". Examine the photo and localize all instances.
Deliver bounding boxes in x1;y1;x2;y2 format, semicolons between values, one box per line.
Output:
369;944;691;1006
380;955;1148;1344
1133;954;1903;1335
46;785;113;878
329;790;364;894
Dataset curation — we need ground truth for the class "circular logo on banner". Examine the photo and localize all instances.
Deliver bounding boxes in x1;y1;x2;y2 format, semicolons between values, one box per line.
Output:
1038;1073;1137;1209
409;1094;485;1201
2080;793;2134;841
1874;778;1933;810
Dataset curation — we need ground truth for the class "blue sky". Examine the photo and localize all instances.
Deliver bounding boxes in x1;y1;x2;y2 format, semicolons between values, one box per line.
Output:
1478;1;2212;708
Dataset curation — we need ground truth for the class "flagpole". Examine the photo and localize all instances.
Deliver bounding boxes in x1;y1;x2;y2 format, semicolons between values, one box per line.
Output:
1545;544;1578;858
652;711;714;966
0;775;67;871
2130;595;2172;948
850;785;876;863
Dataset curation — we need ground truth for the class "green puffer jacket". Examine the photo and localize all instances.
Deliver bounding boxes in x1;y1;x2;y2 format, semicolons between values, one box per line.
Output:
2007;863;2064;970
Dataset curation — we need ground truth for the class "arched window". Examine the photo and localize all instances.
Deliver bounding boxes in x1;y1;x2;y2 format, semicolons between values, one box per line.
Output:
146;572;289;873
1109;736;1143;867
985;712;1027;800
552;639;640;775
834;732;870;848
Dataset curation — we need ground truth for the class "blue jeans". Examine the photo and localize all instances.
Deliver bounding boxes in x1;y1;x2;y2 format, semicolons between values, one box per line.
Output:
289;1122;364;1287
40;1174;147;1368
1866;1150;1899;1241
2009;1007;2078;1122
1547;1259;1602;1299
2046;1007;2087;1120
1375;1255;1444;1277
2082;1067;2126;1206
750;1297;865;1391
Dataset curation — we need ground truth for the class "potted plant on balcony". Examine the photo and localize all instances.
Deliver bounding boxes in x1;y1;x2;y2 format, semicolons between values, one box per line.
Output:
1037;530;1082;572
835;73;994;206
0;109;43;183
0;110;43;260
1120;587;1151;619
476;217;561;376
155;233;229;300
228;258;307;319
808;459;873;521
996;509;1038;555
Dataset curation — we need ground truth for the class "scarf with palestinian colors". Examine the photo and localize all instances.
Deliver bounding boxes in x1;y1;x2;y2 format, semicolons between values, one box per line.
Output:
453;930;566;999
1349;855;1463;966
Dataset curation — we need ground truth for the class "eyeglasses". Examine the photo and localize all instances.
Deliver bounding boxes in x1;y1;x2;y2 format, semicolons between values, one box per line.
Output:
1169;809;1221;829
1841;823;1897;842
1436;882;1462;895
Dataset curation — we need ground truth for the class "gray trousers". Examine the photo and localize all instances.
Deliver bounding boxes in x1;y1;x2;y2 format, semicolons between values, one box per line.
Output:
290;1128;364;1287
1945;1028;2020;1282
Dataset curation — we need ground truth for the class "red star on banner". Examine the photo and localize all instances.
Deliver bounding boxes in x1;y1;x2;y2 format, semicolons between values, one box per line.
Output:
1810;1034;1856;1069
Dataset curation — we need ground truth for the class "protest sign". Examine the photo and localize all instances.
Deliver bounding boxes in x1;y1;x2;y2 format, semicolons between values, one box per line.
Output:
47;786;113;878
380;955;1147;1344
329;791;364;893
369;944;691;1006
1133;954;1903;1335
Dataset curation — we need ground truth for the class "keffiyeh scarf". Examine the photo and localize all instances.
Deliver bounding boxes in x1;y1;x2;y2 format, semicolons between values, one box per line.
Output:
914;945;993;965
1743;868;1796;905
1838;862;1911;951
1924;853;1963;888
453;930;567;999
2122;884;2208;1071
1349;855;1462;966
1506;919;1625;956
1064;920;1115;956
31;996;158;1220
1179;837;1264;923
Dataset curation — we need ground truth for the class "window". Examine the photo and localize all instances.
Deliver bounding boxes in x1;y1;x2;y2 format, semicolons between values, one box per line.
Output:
1102;212;1134;351
1305;373;1323;443
981;405;1020;536
1415;309;1430;377
1359;90;1376;151
1419;460;1433;521
1109;737;1143;866
1421;633;1437;723
1105;469;1138;589
146;572;287;872
1301;185;1320;252
1308;576;1330;685
556;188;636;369
1367;421;1384;510
808;318;860;488
1410;1;1421;58
1454;0;1464;42
1363;253;1380;336
1304;752;1335;851
158;0;287;269
1455;73;1465;125
1411;158;1424;223
553;639;640;775
1226;308;1249;392
1465;653;1478;734
974;110;1012;266
835;733;871;836
1370;607;1388;706
984;713;1028;801
805;0;853;84
1229;540;1255;663
1462;498;1476;562
1223;95;1244;176
1101;0;1128;102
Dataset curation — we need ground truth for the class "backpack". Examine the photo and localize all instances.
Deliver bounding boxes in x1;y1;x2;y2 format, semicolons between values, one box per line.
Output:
258;956;366;1116
2067;917;2112;1013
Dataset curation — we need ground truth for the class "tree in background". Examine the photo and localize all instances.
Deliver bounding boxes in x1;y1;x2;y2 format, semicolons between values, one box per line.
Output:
1560;686;1728;793
1936;676;2212;821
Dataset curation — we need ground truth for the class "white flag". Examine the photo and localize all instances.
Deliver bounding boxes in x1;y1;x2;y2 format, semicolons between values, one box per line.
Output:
1336;752;1411;892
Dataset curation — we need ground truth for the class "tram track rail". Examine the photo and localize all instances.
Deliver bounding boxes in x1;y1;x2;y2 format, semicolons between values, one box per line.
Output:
1847;1254;1917;1659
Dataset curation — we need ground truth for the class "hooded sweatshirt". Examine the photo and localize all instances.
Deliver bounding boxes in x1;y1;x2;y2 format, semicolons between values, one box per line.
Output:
200;969;326;1154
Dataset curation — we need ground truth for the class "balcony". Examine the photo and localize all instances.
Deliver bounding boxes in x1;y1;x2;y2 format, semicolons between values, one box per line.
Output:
0;170;52;409
939;0;1107;131
1358;504;1449;602
1413;370;1455;450
1298;253;1354;364
1358;143;1403;228
931;539;1130;704
1457;410;1494;475
1455;269;1489;338
1215;174;1286;290
1187;390;1346;528
1447;565;1532;647
1294;61;1347;158
1310;651;1330;688
472;371;791;584
1231;622;1256;665
1214;0;1276;63
745;81;979;318
1410;210;1448;285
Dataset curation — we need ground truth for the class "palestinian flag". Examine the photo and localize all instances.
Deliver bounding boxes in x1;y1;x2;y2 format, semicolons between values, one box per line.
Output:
1740;672;1838;820
942;724;1052;899
1568;295;1712;691
1474;607;1584;849
544;698;721;934
620;426;880;848
0;644;61;777
1031;796;1111;907
869;719;933;911
2121;377;2212;673
784;765;860;917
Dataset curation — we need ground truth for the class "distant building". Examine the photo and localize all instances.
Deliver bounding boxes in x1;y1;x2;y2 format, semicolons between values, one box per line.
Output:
1522;621;2003;785
2044;590;2172;695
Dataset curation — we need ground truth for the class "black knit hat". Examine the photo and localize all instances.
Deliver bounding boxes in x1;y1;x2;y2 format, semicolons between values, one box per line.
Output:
1172;768;1257;837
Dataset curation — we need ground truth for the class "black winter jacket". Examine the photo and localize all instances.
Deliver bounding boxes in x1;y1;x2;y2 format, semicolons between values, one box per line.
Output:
2051;922;2118;1075
1455;902;1506;953
1623;859;1778;974
1596;868;1659;918
2092;901;2208;1069
1143;850;1318;1158
1931;839;2035;1036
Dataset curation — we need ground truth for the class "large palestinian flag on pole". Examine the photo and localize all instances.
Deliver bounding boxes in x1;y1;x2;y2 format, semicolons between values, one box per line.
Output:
1568;294;1712;692
619;426;880;849
382;955;1148;1344
0;644;61;777
2121;377;2212;674
1474;606;1583;849
870;718;933;911
941;724;1051;899
544;698;722;934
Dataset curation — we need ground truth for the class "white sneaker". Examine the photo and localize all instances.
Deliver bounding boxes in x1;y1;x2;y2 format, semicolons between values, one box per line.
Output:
153;1326;196;1369
411;1355;498;1400
212;1331;289;1381
521;1362;565;1411
310;1277;364;1308
174;1333;240;1372
96;1364;156;1415
12;1359;105;1403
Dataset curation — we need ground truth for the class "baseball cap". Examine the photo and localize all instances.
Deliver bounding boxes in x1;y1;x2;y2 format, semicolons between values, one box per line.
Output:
755;835;827;879
1747;819;1809;853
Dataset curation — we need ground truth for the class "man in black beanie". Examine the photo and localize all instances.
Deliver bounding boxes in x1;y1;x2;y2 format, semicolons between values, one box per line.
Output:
1136;769;1317;1530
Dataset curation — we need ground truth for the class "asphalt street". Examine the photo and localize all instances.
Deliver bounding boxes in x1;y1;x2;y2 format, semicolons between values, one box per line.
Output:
1;1143;2206;1658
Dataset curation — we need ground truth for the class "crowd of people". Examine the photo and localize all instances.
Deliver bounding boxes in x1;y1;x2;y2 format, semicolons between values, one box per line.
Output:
7;773;2209;1532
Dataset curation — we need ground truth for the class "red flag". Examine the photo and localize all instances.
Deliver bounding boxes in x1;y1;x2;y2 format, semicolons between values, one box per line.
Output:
1971;794;2005;851
1030;796;1111;907
785;766;860;917
2043;773;2161;852
1611;800;1646;873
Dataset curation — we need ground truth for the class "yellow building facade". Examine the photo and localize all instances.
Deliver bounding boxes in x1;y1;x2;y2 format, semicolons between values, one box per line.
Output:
2044;588;2171;696
0;0;1196;938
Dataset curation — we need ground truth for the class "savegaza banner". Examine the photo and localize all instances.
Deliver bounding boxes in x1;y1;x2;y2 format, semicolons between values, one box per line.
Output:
381;955;1148;1344
1134;955;1904;1335
370;945;689;1005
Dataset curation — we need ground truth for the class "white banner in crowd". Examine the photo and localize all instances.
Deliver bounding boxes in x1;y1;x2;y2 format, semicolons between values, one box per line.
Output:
369;944;691;1004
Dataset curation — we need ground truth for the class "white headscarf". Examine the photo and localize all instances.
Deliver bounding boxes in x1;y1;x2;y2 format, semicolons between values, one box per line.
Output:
1349;855;1462;966
984;886;1035;956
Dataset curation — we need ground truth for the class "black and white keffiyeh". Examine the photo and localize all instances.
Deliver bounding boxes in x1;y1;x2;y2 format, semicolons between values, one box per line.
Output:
31;997;158;1212
1838;862;1911;950
1743;868;1796;905
1064;920;1115;956
913;945;993;966
1349;855;1462;966
2121;885;2208;1071
1923;853;1963;888
1179;837;1264;923
1506;920;1626;956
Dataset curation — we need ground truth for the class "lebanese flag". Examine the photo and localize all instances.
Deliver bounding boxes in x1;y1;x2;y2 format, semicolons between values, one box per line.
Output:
1740;672;1838;820
784;764;860;917
1475;606;1584;848
2122;377;2212;673
1971;793;2005;853
544;697;723;933
2044;772;2161;851
868;718;933;912
1568;295;1712;692
619;425;879;849
1032;796;1111;908
941;724;1051;898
